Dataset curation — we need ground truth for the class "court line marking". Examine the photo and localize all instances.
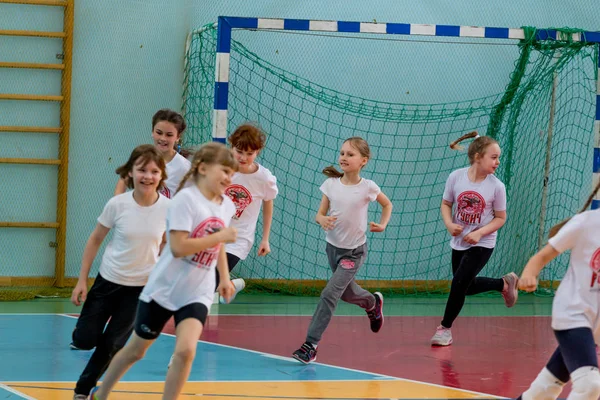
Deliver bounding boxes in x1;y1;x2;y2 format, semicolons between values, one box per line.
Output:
6;314;506;398
159;330;505;398
0;383;37;400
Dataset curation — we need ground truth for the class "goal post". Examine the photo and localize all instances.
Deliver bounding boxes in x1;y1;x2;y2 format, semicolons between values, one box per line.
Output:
181;17;600;295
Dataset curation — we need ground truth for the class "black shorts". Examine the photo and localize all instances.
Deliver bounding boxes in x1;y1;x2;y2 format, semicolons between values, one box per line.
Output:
134;299;209;340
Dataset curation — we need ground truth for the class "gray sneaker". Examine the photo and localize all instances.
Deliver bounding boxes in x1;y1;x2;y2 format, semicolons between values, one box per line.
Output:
502;272;519;308
431;325;453;346
73;395;87;400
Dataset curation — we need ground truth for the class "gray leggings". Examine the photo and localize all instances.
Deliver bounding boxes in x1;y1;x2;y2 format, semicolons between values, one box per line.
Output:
306;242;376;344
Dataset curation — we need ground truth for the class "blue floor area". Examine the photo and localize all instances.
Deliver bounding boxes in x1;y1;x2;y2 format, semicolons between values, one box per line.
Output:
0;385;30;399
0;314;383;382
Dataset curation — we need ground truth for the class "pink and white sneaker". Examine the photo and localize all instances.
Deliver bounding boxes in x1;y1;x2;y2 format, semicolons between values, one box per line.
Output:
431;325;453;346
502;272;519;308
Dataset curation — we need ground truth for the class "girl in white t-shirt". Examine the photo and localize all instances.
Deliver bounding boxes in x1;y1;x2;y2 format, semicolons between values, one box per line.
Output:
165;124;277;369
292;137;393;364
517;181;600;400
89;142;238;400
219;123;278;303
69;145;170;399
431;131;519;347
114;109;191;199
165;124;278;370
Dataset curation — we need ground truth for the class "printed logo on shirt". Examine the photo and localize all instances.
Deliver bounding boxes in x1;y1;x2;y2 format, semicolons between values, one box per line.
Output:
456;191;486;225
159;185;171;199
188;217;225;268
589;248;600;288
225;184;253;220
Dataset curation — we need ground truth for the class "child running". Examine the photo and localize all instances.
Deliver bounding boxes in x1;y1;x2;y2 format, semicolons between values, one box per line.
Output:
166;123;278;369
431;131;519;347
292;136;393;364
88;142;238;400
517;181;600;400
70;145;170;399
221;123;278;303
115;109;190;198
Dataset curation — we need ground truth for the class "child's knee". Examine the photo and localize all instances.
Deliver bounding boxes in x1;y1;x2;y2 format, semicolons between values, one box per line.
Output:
72;329;98;350
121;341;149;362
522;367;565;400
569;367;600;400
173;346;196;364
129;348;147;362
320;286;339;303
450;274;476;293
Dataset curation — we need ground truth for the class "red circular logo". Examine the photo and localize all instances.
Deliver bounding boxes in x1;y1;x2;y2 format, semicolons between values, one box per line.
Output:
190;217;225;254
457;191;486;215
189;217;225;267
225;184;253;220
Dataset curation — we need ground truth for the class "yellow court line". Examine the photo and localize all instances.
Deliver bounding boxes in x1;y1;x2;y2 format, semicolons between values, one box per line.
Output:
5;381;496;400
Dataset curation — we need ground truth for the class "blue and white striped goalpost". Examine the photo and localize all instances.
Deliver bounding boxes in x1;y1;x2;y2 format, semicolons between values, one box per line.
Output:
595;54;600;210
212;16;600;210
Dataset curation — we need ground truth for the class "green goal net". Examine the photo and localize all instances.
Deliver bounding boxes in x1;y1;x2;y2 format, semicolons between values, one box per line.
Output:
182;24;597;296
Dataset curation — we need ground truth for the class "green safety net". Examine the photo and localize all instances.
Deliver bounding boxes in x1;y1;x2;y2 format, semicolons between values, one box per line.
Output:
182;24;597;296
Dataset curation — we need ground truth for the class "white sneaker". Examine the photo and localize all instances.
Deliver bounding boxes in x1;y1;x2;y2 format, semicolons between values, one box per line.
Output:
220;278;245;304
167;354;174;369
431;325;453;346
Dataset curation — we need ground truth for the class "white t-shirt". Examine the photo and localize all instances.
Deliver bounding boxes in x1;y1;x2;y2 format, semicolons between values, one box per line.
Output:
139;185;236;311
320;177;381;250
549;210;600;343
97;192;170;286
224;163;278;260
159;153;191;199
442;167;507;250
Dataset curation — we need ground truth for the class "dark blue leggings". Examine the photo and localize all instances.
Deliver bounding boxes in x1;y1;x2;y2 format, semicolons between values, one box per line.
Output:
546;327;598;383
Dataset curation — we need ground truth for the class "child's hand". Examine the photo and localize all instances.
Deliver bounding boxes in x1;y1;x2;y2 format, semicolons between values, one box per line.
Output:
218;227;237;243
71;279;87;306
317;215;337;231
519;273;538;292
369;222;386;232
218;280;236;303
446;223;464;237
463;230;482;245
257;240;270;256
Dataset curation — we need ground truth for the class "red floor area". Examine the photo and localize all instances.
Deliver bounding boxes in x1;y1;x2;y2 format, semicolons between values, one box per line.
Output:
166;315;561;398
